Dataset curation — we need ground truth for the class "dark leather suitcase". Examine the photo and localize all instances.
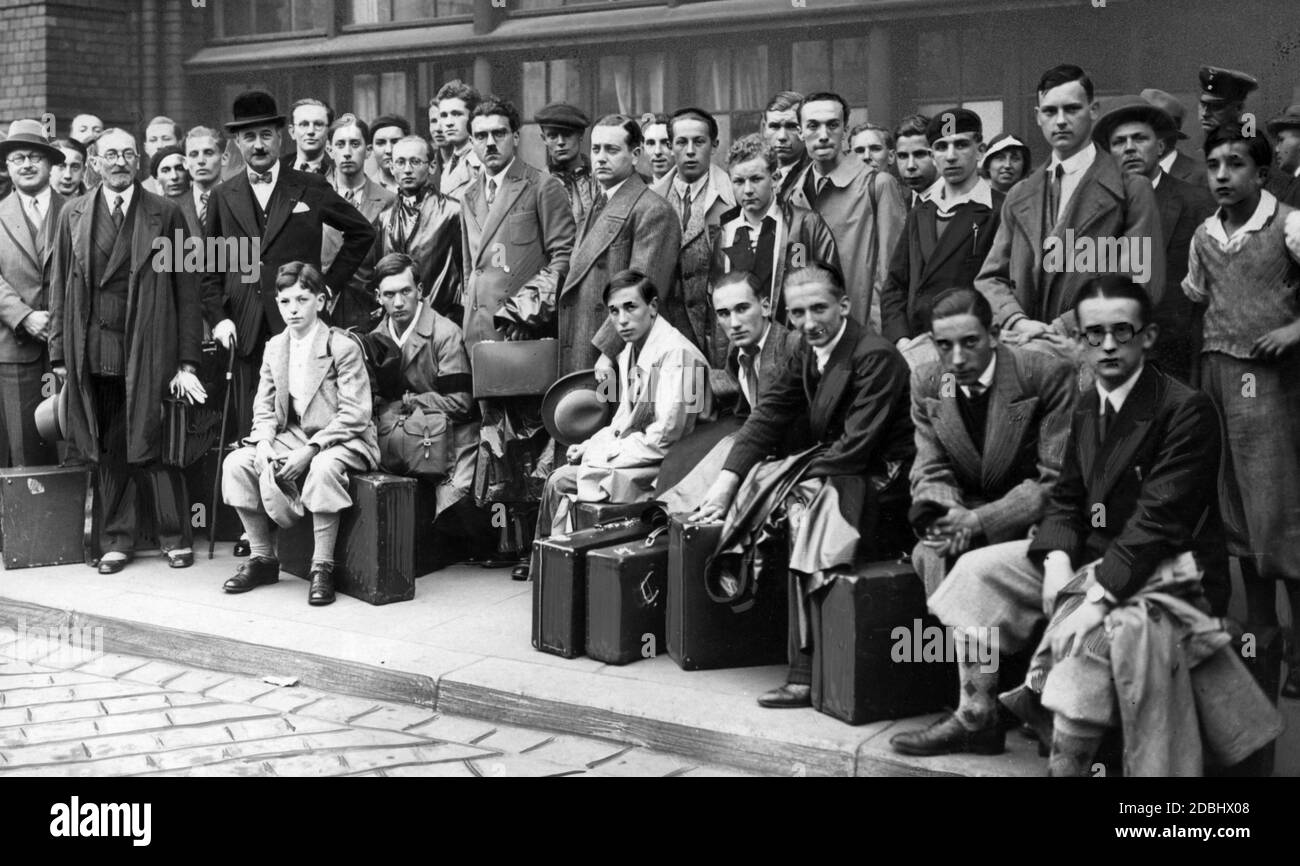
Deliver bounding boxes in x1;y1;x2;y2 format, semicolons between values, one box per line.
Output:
277;473;417;605
585;526;670;665
572;500;657;532
666;517;787;671
0;465;95;569
811;559;956;725
532;517;654;658
471;340;559;399
162;398;223;469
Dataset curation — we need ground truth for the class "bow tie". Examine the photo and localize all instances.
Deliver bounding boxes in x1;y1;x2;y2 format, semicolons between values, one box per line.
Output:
249;171;273;185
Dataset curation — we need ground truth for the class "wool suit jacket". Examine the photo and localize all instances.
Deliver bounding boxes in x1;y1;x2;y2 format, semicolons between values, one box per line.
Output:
1151;171;1216;382
1028;364;1228;612
176;188;205;239
200;168;376;356
774;154;811;206
0;188;64;362
724;316;915;483
279;151;335;178
881;186;1006;344
565;173;681;375
785;159;907;333
1267;170;1300;209
323;174;396;330
975;150;1165;334
246;323;379;467
708;322;804;419
459;158;575;350
651;165;736;354
910;344;1075;543
1166;149;1204;186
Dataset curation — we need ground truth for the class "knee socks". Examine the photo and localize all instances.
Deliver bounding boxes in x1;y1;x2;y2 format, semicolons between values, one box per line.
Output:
1048;714;1106;777
312;512;340;568
954;631;999;731
235;508;275;560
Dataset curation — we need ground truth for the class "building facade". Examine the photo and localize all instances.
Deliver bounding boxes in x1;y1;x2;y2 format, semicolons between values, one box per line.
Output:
2;0;1299;168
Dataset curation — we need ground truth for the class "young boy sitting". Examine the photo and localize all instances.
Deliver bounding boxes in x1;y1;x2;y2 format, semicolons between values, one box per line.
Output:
221;261;380;606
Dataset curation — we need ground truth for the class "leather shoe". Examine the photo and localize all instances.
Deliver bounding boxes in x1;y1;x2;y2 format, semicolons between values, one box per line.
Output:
756;683;812;708
223;557;279;593
308;564;336;606
97;554;129;575
511;560;531;581
233;538;251;557
166;549;194;569
889;713;1006;756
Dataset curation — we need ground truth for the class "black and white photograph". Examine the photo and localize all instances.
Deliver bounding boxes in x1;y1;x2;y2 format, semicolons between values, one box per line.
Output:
0;0;1298;848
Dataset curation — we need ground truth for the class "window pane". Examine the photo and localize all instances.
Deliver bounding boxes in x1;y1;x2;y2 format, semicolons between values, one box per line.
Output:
694;49;730;111
522;61;548;119
962;100;1003;140
733;45;767;112
791;41;826;99
381;71;408;115
551;58;583;108
832;37;868;103
962;26;1001;96
392;0;438;21
599;55;632;115
349;0;384;25
353;74;380;122
916;30;959;98
291;0;325;29
256;0;287;32
439;0;475;14
224;0;254;35
634;52;664;114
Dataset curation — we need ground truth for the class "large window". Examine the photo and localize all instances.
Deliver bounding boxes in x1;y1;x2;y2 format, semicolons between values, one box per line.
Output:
521;58;585;120
912;25;1007;139
597;53;665;116
220;0;328;37
352;70;411;122
693;46;768;147
345;0;473;25
791;37;870;128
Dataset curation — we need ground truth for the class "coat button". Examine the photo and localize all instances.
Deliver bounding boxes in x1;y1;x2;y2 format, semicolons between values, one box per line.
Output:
474;268;483;276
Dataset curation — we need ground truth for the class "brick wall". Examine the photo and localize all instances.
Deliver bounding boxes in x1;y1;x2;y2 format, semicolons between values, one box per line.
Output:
0;1;50;122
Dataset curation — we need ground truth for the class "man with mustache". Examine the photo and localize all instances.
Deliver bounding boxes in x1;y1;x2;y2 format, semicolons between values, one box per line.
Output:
200;92;376;555
373;134;462;321
536;102;597;227
324;115;395;330
280;98;335;178
0;119;65;467
48;127;206;574
1197;66;1257;137
1140;89;1203;186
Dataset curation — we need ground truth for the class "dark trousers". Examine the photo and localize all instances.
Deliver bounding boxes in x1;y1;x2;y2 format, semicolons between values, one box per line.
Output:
229;340;266;447
0;357;56;467
93;376;192;554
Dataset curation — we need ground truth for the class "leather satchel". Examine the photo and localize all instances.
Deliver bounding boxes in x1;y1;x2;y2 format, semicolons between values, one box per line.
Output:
376;406;451;480
162;397;222;468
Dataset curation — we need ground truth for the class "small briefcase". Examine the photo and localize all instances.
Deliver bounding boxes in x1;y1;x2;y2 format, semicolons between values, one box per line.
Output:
0;465;95;569
162;397;223;468
811;559;955;725
585;526;670;665
471;339;559;399
532;517;655;658
572;501;658;532
665;516;787;671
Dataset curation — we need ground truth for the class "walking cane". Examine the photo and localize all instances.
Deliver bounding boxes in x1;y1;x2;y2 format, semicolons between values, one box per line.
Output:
208;336;237;559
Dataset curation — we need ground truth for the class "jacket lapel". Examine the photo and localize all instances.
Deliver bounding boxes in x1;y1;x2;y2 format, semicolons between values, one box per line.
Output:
477;163;529;259
261;175;302;251
0;194;40;269
101;187;139;282
1155;179;1180;255
931;390;982;480
920;203;997;286
298;325;334;409
41;192;64;267
809;318;859;438
567;177;643;293
69;195;93;284
980;346;1038;493
916;202;939;265
401;306;435;371
270;334;291;423
131;192;163;276
1061;155;1123;240
228;175;262;239
1092;366;1159;503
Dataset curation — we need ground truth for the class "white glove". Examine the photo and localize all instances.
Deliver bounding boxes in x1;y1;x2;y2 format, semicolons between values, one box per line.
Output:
213;318;237;350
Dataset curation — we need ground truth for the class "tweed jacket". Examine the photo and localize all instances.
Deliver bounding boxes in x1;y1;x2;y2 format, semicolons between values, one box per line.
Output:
0;188;64;362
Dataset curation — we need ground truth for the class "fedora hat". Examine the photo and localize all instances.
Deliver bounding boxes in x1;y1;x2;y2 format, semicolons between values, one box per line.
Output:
1267;104;1300;136
0;119;65;165
34;384;69;444
542;369;614;447
1093;95;1177;147
225;90;286;133
1140;89;1190;139
259;460;306;528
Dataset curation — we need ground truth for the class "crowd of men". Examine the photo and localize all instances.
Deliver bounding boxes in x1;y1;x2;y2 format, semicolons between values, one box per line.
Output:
0;57;1297;775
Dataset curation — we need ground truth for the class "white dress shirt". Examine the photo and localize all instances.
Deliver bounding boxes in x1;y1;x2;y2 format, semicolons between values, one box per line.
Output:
1158;149;1179;177
386;308;422;348
813;319;848;374
288;321;323;421
248;160;281;212
960;352;998;399
101;182;136;217
736;323;771;409
1047;141;1097;222
21;187;52;222
1095;360;1144;415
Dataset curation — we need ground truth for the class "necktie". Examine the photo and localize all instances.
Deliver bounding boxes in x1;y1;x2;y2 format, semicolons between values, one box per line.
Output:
1099;397;1116;443
298;162;309;172
738;350;758;408
486;177;497;206
198;190;210;223
447;152;460;176
111;195;124;229
588;188;608;225
817;176;830;202
679;187;692;230
754;216;777;298
1046;164;1064;228
250;171;272;185
27;195;44;222
725;225;757;272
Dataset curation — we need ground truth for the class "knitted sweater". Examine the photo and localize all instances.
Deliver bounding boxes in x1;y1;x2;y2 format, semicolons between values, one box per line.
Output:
1183;192;1300;359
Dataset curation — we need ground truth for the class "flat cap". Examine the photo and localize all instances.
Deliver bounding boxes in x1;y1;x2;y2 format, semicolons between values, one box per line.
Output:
534;102;590;131
1140;88;1189;139
1199;66;1259;104
1267;104;1300;136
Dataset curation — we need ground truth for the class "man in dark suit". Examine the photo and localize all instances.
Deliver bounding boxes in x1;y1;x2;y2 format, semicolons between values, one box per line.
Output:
1265;104;1300;208
279;98;335;177
0;119;65;466
694;264;915;708
201;91;376;529
1140;89;1203;186
881;108;1004;351
1096;95;1215;383
324;115;395;330
976;65;1165;346
708;133;839;350
908;287;1075;595
762;91;810;205
893;277;1230;772
562;115;679;377
48;127;206;574
459;97;575;574
179;126;227;239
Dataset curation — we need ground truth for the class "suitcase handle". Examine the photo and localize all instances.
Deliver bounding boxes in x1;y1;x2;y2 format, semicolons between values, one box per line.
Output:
639;570;660;606
643;526;668;546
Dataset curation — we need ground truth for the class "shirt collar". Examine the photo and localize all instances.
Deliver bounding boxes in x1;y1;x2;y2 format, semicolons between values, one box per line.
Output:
289;320;323;346
811;156;861;188
101;182;135;212
601;177;629;201
248;160;280;187
930;176;994;214
1096;361;1144;413
813;319;848;373
295;153;324;171
386;308;422;347
739;322;772;360
1206;190;1278;245
1049;141;1097;177
962;352;998;396
1151;170;1163;190
22;186;52;210
672;169;710;201
1158;149;1178;174
484;158;514;186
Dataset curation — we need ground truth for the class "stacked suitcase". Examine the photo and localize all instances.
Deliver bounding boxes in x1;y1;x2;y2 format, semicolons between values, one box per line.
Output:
585;526;670;664
0;465;96;569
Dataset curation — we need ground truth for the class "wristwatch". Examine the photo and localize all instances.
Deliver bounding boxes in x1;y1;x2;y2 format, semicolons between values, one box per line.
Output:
1085;583;1110;606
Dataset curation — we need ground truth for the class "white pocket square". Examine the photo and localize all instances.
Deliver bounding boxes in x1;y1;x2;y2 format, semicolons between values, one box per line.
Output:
292;201;310;214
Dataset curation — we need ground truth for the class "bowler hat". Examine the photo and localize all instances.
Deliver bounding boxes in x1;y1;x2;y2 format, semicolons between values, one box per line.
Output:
1267;104;1300;136
225;91;286;133
259;460;306;529
534;102;591;132
1140;89;1190;139
34;385;69;444
0;119;66;166
1093;95;1177;147
1198;66;1258;104
542;369;614;447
